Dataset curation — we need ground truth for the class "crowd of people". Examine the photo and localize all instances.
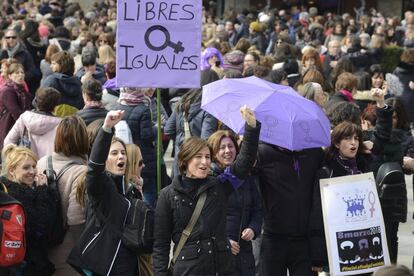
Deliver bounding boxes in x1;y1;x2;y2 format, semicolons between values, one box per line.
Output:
0;0;414;275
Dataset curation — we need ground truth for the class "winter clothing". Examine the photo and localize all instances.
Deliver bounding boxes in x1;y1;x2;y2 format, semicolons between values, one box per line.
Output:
4;111;61;158
111;100;157;206
254;144;324;276
67;128;138;275
325;90;353;111
153;122;261;276
76;106;108;125
0;176;57;276
0;42;37;87
0;81;32;149
223;50;245;74
41;72;84;115
249;32;267;55
40;59;54;85
75;64;107;85
211;163;262;276
37;152;87;276
393;62;414;122
309;105;393;267
165;102;218;177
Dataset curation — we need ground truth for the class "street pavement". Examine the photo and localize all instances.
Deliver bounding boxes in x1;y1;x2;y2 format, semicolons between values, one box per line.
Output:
163;141;414;269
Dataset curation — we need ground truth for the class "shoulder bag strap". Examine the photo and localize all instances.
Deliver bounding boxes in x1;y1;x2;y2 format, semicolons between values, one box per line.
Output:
183;112;192;140
170;191;207;266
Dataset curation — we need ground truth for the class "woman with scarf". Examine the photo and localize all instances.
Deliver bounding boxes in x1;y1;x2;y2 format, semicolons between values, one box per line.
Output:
309;89;392;272
207;130;262;276
325;72;358;111
111;87;157;207
0;63;32;150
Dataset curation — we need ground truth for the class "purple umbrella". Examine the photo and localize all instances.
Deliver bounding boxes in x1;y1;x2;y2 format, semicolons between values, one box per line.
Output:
201;76;330;151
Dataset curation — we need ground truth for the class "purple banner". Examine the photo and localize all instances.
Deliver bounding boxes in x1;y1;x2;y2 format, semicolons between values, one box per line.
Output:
116;0;202;88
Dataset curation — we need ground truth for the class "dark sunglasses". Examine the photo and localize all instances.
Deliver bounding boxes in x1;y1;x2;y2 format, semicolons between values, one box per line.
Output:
139;160;144;167
5;36;17;39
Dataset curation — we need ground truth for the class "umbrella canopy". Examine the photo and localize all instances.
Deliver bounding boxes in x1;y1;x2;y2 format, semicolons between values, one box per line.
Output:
201;76;331;151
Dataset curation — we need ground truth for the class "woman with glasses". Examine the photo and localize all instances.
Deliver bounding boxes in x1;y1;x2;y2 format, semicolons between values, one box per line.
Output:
0;63;32;150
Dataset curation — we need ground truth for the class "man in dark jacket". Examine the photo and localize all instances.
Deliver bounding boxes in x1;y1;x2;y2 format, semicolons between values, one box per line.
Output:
254;144;324;276
75;49;107;85
0;28;37;91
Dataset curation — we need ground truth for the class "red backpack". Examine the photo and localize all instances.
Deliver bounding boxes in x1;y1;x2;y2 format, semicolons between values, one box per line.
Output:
0;183;26;267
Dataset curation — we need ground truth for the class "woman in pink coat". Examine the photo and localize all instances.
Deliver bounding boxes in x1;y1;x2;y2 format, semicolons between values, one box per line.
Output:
4;87;62;158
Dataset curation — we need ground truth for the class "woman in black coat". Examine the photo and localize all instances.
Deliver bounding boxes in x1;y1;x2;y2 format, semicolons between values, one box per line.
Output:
153;107;261;276
67;110;140;275
310;92;393;271
393;48;414;123
208;130;262;276
1;145;56;275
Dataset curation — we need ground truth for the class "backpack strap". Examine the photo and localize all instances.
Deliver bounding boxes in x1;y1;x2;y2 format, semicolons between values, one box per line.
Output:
46;156;79;195
0;182;7;193
170;191;207;267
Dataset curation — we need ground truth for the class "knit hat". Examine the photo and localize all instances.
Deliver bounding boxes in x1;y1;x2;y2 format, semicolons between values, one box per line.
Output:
223;50;245;73
249;22;262;32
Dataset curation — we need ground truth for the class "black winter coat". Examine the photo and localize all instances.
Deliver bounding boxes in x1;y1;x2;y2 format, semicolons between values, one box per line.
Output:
325;92;350;111
111;102;156;180
309;105;393;266
76;106;108;125
254;144;324;237
211;164;262;276
153;122;260;276
394;62;414;122
0;43;36;85
0;177;56;276
67;128;138;276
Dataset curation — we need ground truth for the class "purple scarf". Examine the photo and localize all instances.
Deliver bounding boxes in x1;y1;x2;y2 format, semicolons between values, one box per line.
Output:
336;155;361;175
103;77;116;90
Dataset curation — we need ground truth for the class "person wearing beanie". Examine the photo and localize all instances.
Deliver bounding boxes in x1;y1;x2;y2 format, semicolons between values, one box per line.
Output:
223;50;245;74
249;21;267;54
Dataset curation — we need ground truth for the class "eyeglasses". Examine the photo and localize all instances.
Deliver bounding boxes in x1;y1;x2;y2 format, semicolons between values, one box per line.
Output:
5;36;17;40
138;160;144;167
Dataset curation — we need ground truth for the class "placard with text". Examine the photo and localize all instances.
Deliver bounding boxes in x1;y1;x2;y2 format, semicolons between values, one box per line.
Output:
116;0;202;88
320;173;390;275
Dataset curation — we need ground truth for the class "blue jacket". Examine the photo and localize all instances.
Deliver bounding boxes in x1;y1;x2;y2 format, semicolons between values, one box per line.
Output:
164;101;217;177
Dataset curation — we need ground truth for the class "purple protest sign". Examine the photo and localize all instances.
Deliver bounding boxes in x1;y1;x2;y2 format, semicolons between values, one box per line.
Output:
116;0;202;88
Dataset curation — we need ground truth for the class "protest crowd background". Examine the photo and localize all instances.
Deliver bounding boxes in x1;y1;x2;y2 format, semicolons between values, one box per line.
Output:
0;0;414;275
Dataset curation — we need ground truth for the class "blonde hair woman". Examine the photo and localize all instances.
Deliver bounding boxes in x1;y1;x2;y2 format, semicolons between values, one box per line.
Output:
1;145;56;275
98;45;115;65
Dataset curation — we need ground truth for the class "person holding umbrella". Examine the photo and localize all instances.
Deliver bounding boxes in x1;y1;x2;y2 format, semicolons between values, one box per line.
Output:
153;106;260;276
200;76;331;276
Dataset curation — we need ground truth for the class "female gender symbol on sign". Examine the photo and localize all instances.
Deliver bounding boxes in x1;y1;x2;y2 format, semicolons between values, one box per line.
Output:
144;25;185;54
